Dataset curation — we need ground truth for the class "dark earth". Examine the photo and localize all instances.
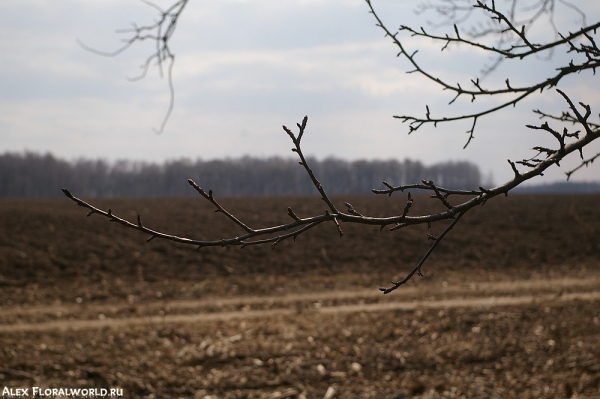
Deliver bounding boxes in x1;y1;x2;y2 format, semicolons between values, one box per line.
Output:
1;194;599;398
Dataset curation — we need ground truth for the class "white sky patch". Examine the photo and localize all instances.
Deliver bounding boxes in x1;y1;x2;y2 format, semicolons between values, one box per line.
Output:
175;41;438;98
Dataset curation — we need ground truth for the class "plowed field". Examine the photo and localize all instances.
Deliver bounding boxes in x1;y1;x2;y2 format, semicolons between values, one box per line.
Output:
1;194;599;398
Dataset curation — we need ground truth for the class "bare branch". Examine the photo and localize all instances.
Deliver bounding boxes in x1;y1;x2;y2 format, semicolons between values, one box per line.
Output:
421;180;454;209
566;152;600;180
187;179;255;234
78;0;189;134
284;116;339;214
556;89;595;136
65;0;600;296
64;90;600;291
400;18;600;59
365;0;600;144
380;212;464;294
372;183;481;197
533;109;600;130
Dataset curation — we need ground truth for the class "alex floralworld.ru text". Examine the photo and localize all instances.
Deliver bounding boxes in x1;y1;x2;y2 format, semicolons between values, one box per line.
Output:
2;387;123;397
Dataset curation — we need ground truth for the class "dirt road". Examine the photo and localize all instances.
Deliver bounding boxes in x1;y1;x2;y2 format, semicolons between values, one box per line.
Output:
2;276;599;333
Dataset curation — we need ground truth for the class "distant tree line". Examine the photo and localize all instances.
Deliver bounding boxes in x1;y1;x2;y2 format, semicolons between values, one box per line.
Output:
514;181;600;194
0;152;482;198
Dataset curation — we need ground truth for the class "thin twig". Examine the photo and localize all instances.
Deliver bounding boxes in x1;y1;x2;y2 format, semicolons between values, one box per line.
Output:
566;151;600;180
380;212;464;295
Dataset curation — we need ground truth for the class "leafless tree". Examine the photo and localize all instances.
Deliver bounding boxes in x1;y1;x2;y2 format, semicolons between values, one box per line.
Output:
65;0;600;294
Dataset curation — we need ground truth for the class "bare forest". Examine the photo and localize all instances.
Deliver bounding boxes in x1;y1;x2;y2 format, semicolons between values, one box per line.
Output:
0;152;480;198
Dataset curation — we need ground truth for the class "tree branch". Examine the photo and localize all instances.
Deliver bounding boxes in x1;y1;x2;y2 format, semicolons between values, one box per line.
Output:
380;212;464;294
64;94;600;291
78;0;189;134
365;0;600;145
566;152;600;180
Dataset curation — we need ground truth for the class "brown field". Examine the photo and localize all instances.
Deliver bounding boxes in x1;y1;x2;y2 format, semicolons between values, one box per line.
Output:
0;194;599;399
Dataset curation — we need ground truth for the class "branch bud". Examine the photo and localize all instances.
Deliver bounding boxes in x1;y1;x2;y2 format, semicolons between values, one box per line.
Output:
287;207;300;221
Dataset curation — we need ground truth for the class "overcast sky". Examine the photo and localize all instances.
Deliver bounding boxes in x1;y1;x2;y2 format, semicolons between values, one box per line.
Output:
2;0;599;186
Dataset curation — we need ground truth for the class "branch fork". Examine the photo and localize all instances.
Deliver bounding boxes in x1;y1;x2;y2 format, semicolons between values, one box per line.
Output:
366;0;600;147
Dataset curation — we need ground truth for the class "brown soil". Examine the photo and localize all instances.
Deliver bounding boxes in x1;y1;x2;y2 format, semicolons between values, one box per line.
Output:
1;194;599;398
